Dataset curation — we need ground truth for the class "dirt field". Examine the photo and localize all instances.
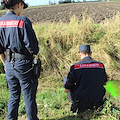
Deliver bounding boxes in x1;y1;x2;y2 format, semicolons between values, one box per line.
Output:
0;2;120;23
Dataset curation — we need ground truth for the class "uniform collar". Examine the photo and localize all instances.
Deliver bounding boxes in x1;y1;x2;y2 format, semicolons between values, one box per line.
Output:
81;56;92;61
6;10;16;15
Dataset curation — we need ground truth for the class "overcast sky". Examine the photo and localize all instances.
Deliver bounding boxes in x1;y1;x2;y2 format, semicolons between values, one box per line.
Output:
25;0;58;6
25;0;78;6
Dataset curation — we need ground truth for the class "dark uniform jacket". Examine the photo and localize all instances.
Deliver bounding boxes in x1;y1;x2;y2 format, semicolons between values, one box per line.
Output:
65;56;107;104
0;10;39;55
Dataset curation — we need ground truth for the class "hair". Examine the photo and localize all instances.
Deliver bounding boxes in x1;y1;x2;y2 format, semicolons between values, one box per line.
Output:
1;0;21;9
79;50;91;55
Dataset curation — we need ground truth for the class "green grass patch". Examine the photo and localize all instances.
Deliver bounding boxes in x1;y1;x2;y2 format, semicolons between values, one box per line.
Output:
0;74;9;120
36;88;71;119
0;9;7;13
0;74;120;119
105;81;120;97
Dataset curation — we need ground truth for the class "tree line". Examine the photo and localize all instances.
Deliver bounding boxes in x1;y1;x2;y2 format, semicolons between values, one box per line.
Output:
49;0;75;5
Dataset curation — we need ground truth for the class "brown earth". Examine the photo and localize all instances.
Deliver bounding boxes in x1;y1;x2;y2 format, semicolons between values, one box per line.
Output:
0;2;120;23
23;2;120;24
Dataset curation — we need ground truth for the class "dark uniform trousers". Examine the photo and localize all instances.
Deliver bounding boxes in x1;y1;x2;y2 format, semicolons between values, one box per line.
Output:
5;58;38;120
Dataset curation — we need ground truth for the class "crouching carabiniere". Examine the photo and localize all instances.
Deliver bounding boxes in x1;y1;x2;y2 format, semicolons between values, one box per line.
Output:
63;44;107;113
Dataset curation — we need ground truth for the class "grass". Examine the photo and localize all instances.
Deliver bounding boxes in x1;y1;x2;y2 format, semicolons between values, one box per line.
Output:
34;14;120;78
0;74;120;120
35;76;120;120
0;74;9;120
34;14;120;119
0;14;120;119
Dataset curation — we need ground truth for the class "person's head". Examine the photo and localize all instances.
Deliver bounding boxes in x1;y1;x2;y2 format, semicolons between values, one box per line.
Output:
1;0;28;16
78;44;92;59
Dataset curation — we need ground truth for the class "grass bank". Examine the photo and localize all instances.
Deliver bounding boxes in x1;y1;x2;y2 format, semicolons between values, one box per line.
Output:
34;15;120;81
0;15;120;119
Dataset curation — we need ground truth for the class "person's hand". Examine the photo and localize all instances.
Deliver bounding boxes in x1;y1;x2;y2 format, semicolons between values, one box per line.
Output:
65;89;70;93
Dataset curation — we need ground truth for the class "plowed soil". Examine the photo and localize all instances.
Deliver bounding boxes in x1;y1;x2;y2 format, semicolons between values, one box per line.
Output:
0;2;120;23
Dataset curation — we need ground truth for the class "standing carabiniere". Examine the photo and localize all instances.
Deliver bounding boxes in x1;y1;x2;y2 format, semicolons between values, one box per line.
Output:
0;0;39;120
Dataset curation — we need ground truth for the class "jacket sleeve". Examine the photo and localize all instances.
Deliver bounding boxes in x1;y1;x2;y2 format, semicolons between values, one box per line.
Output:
104;68;108;83
64;65;76;90
102;63;108;82
23;18;39;55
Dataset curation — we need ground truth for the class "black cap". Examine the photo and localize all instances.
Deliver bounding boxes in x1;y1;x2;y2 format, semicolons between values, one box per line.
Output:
1;0;28;9
22;0;28;9
79;44;91;52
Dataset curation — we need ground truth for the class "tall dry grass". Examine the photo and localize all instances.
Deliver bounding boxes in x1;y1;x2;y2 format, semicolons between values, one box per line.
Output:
33;14;120;80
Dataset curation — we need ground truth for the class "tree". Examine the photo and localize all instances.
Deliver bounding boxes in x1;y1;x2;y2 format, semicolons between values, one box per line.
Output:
72;0;75;2
64;0;71;2
59;0;71;4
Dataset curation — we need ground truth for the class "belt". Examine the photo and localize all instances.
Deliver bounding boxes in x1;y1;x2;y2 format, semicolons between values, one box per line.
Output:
12;53;34;60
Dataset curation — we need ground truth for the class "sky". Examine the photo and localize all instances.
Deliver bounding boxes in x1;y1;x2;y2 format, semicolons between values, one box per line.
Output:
25;0;59;6
25;0;78;6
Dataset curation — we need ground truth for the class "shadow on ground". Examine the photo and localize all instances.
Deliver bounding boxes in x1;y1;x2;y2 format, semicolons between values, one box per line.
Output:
52;111;100;120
